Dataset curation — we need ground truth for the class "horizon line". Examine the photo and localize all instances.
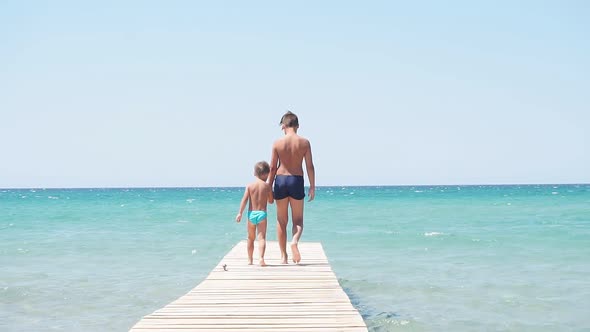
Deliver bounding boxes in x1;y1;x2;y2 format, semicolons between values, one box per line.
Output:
1;182;588;190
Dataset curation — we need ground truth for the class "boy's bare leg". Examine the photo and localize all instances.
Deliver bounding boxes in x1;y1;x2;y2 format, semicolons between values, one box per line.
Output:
275;198;289;264
290;198;304;264
247;221;256;265
257;220;267;266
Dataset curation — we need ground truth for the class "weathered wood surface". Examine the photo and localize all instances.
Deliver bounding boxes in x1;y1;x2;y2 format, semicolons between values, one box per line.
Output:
130;241;367;331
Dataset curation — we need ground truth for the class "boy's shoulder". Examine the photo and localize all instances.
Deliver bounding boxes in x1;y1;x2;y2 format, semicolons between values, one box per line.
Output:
294;133;310;143
248;180;269;189
274;134;310;144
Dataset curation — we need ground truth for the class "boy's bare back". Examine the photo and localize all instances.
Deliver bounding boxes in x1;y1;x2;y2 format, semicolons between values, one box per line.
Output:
247;180;272;211
273;134;312;176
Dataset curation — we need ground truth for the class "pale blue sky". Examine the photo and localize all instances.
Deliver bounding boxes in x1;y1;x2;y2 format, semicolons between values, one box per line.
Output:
1;1;588;188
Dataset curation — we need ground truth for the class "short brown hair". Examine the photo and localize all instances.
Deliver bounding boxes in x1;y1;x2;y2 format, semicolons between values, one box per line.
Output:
254;161;270;176
280;111;299;128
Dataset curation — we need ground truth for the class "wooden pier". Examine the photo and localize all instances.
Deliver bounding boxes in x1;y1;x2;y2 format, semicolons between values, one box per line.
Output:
130;241;368;331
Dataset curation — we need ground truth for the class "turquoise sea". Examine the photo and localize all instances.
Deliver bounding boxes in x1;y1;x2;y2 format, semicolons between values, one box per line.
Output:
1;185;589;331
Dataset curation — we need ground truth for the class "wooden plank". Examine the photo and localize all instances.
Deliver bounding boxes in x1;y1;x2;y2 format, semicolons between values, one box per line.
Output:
129;241;367;331
135;317;366;325
154;311;361;317
134;324;366;329
132;328;368;331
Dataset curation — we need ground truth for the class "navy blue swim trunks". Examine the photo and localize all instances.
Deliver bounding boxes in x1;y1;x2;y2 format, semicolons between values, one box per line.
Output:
273;175;305;200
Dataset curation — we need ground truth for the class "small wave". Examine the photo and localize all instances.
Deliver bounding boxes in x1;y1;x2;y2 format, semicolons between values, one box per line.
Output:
366;312;409;330
48;196;59;200
186;199;195;203
552;192;559;195
177;220;189;223
414;190;423;193
424;232;444;237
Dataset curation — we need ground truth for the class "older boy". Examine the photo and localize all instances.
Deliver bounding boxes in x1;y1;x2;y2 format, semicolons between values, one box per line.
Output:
268;111;315;264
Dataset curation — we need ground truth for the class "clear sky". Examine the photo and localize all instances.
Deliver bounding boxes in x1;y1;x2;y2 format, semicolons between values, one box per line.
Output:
1;1;588;188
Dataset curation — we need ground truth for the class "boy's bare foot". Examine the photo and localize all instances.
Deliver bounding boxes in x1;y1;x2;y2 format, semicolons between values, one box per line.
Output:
259;258;266;267
291;242;301;264
248;258;253;265
281;254;288;264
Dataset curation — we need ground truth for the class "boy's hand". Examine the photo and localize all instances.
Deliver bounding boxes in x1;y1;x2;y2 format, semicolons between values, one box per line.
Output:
235;213;242;223
308;187;315;202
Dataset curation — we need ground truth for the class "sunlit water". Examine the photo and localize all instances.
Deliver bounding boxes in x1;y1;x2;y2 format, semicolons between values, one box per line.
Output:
1;185;589;331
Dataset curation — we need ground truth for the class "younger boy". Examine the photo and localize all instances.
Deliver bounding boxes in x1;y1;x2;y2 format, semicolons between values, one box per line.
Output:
236;161;274;266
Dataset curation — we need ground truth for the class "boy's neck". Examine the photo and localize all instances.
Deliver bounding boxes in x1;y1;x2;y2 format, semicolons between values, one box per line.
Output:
283;127;297;135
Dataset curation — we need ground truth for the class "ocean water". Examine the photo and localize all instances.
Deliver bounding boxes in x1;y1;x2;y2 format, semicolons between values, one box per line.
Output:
1;185;589;331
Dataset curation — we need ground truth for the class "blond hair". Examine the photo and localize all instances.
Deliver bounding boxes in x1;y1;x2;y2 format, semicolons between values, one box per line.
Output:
254;161;270;176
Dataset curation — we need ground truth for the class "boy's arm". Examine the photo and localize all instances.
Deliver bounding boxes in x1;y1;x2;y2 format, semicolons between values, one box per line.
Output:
268;143;279;188
235;187;249;222
304;141;315;202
